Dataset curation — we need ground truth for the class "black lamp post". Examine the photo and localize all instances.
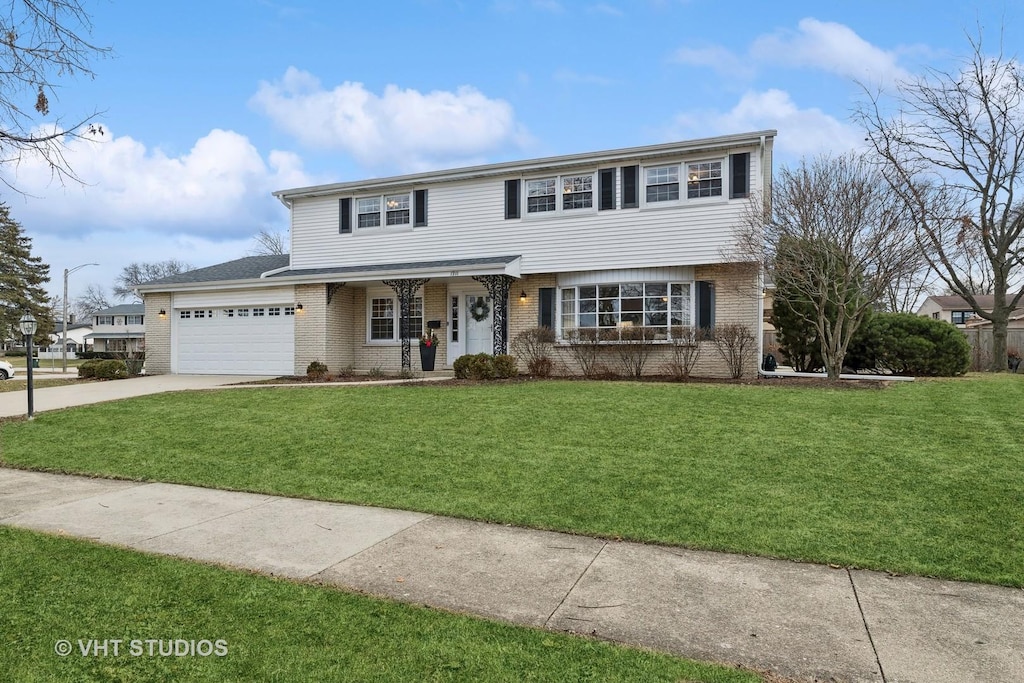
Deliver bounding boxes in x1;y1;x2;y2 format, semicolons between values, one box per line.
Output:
19;311;37;420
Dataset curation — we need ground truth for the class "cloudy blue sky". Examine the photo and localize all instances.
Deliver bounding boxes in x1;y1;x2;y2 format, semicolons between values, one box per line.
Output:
1;0;1015;303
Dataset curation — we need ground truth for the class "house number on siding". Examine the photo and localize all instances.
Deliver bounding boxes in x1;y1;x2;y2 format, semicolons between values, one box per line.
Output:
450;271;459;276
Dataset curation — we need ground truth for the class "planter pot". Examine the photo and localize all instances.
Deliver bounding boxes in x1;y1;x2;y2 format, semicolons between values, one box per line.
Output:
419;344;436;371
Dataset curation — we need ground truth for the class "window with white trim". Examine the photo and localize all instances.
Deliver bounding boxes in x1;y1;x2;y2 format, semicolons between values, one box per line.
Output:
559;282;692;339
179;311;190;320
368;295;423;342
645;165;679;203
253;308;265;317
269;307;281;316
526;173;594;214
356;192;412;228
686;160;722;198
284;306;295;316
96;315;114;325
238;308;250;317
126;315;144;325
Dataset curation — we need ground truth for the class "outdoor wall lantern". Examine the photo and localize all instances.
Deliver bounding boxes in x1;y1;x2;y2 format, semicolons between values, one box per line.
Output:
296;303;304;312
19;312;37;420
158;309;167;317
519;290;527;303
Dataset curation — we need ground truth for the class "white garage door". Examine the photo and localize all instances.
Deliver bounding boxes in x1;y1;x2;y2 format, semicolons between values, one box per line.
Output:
175;306;295;375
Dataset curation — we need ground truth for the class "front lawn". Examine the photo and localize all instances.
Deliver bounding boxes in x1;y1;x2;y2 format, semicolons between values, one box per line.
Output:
0;527;754;683
0;378;80;393
1;376;1021;586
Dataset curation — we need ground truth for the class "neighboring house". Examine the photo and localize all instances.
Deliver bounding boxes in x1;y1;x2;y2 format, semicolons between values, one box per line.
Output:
84;304;146;353
49;321;94;353
138;131;776;377
916;295;1024;328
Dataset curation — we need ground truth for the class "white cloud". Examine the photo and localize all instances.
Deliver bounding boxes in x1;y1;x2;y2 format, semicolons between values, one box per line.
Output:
672;89;865;161
751;18;909;86
250;68;529;173
671;45;754;80
31;230;259;306
1;126;308;239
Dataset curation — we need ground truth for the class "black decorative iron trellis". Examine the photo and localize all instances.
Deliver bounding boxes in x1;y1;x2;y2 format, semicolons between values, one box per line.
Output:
382;278;429;369
471;274;516;355
326;282;346;305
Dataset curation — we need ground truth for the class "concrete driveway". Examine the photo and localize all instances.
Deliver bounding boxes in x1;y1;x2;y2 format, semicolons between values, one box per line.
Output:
0;374;273;418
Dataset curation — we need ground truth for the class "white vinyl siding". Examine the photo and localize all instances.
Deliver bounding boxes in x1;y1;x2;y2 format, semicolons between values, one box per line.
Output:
287;149;762;274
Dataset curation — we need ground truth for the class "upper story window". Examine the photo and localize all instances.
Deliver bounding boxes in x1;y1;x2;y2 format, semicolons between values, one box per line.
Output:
525;173;594;215
645;166;680;203
126;315;143;325
95;315;114;325
526;178;556;213
355;192;411;229
686;160;723;198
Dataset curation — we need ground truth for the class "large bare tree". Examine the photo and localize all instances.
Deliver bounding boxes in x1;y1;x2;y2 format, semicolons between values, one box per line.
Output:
740;154;919;379
858;30;1024;370
0;1;108;190
113;260;193;301
248;228;287;256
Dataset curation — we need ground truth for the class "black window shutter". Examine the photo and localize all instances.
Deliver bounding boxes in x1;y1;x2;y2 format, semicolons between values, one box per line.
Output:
414;189;428;226
730;153;750;199
696;281;715;332
538;288;556;328
339;198;352;234
622;165;638;208
505;179;521;219
598;168;616;211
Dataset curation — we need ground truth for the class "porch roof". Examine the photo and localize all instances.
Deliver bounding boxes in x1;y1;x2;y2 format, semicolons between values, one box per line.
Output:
263;255;523;283
83;332;146;340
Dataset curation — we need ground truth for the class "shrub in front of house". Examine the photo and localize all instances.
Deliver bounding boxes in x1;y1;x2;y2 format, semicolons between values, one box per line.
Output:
453;353;518;380
94;359;129;380
306;360;329;381
78;360;102;379
511;327;556;377
857;313;970;376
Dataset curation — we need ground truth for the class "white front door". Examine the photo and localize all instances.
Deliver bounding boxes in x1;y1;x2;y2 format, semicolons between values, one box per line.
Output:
464;294;493;355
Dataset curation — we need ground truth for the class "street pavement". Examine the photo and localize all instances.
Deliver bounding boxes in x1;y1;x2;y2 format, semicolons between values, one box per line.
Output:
1;467;1021;682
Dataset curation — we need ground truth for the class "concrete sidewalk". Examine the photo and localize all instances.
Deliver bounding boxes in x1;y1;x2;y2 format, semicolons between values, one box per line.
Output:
0;374;275;418
1;469;1020;682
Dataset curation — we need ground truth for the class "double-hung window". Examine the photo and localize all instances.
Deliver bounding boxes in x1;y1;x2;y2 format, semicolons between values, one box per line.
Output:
357;197;381;228
369;295;423;342
356;192;411;229
686;160;723;198
525;173;594;214
645;166;679;203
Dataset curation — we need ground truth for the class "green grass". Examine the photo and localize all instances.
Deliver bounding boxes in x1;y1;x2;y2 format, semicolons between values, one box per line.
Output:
0;377;80;393
0;527;755;683
2;376;1022;586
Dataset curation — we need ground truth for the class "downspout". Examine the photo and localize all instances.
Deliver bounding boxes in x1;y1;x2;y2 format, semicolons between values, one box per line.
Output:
757;134;767;375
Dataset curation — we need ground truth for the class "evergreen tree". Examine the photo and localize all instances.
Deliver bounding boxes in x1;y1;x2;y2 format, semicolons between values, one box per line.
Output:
0;203;53;345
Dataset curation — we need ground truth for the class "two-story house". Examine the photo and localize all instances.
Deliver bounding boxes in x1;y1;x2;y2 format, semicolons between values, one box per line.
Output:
138;131;775;377
84;304;146;353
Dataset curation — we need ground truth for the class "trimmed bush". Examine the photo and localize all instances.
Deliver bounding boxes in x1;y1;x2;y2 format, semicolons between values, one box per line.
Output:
492;354;518;379
78;360;102;379
453;353;517;380
859;313;970;376
94;359;128;380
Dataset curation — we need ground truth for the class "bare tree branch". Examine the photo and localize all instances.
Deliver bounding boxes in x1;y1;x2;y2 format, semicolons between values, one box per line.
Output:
248;228;287;256
856;26;1024;369
0;1;108;192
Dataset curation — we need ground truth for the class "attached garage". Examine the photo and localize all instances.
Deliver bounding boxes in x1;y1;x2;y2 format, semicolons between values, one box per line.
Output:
172;286;296;375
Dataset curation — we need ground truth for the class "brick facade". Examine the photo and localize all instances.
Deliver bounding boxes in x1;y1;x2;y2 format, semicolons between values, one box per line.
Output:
142;294;171;374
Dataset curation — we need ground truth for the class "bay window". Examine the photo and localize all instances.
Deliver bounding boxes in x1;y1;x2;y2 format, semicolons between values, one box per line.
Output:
559;282;692;339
